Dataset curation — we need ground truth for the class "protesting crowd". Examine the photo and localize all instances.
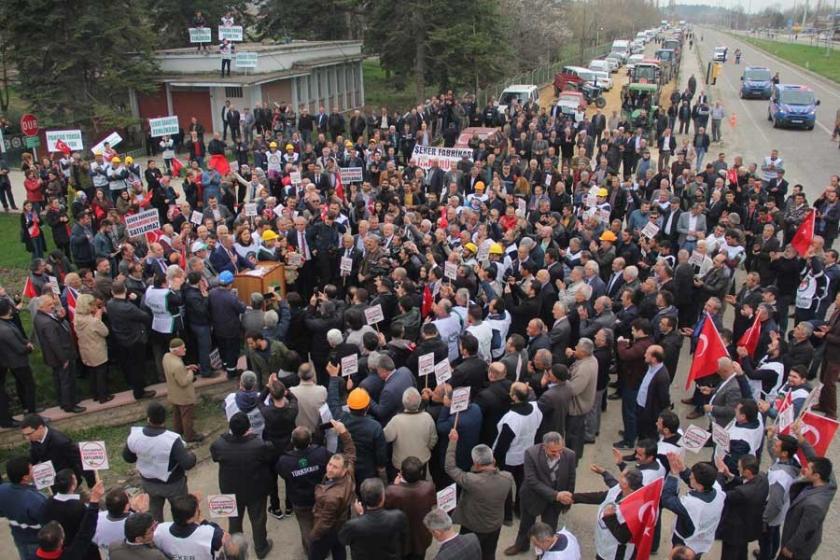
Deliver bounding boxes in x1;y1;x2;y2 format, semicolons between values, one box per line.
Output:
1;38;840;560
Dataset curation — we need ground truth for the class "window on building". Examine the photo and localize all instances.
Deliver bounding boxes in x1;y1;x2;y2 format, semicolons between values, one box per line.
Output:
225;86;243;98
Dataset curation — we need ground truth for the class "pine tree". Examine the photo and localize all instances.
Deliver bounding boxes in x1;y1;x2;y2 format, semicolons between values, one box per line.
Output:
0;0;160;130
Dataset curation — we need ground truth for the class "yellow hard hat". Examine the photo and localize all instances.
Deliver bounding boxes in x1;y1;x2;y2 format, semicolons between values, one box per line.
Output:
285;143;294;151
347;388;371;410
269;142;278;149
261;229;279;242
474;181;485;191
598;188;608;197
110;156;121;164
489;243;504;255
464;242;478;253
125;156;134;165
600;230;617;242
345;141;354;147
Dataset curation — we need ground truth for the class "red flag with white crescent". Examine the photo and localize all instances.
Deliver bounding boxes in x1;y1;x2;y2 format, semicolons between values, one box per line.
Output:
65;287;77;322
55;139;72;156
796;411;840;463
791;209;815;257
170;157;185;177
421;284;434;319
737;313;761;358
22;276;37;299
619;476;665;560
685;313;729;390
208;153;231;176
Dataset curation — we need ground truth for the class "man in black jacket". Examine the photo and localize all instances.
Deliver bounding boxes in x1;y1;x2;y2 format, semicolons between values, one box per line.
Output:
226;105;241;143
0;298;36;426
276;426;333;555
339;478;408;559
474;362;512;444
21;414;96;488
106;280;155;399
715;454;769;560
210;412;275;559
258;376;297;519
182;272;214;378
636;345;671;440
451;334;488;396
34;479;105;560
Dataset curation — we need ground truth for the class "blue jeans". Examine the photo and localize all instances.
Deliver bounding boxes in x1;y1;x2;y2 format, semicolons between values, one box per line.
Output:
621;388;639;446
15;541;39;560
190;323;212;376
695;148;706;171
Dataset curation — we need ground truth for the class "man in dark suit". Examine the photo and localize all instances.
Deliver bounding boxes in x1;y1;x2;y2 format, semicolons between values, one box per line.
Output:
221;99;231;141
503;433;576;555
227;105;241;143
368;357;415;427
661;197;682;253
21;413;96;487
537;270;558;328
451;334;489;396
716;454;769;560
657;316;683;382
327;106;345;140
605;258;626;303
423;508;482;560
286;216;316;299
635;345;671;440
339;478;408;559
526;319;551;361
316;105;329;135
817;293;840;419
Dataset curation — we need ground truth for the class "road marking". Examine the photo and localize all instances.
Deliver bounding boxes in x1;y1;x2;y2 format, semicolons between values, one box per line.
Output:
710;28;837;135
717;60;770;144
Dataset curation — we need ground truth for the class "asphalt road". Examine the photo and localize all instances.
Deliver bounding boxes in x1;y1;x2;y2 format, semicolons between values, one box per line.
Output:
696;27;839;202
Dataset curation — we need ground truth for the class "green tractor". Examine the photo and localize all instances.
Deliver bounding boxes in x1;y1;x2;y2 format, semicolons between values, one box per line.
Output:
621;83;661;138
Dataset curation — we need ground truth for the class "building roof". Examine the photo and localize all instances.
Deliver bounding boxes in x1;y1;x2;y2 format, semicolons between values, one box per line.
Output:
154;40;362;57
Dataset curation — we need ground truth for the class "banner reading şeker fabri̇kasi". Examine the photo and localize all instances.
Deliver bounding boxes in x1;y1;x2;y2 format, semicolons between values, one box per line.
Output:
410;145;473;170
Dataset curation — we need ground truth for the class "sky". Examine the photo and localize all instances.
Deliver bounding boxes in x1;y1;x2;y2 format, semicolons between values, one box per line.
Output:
675;0;818;12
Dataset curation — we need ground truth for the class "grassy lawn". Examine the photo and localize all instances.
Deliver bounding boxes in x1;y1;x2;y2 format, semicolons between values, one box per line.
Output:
739;36;840;84
0;397;224;485
362;58;421;112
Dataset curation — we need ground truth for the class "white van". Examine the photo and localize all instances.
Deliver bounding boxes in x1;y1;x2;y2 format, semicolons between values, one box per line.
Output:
589;60;611;74
611;39;630;58
497;84;540;115
589;69;613;90
636;32;648;43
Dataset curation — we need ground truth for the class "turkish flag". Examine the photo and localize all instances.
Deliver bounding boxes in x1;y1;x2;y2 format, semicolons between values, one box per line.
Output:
421;284;434;319
335;172;345;202
55;139;72;155
170;157;184;177
685;313;729;390
208;153;231;176
145;229;164;245
65;287;77;322
619;476;665;560
22;276;37;299
439;206;448;230
797;412;840;463
737;314;761;358
727;167;738;185
791;209;815;257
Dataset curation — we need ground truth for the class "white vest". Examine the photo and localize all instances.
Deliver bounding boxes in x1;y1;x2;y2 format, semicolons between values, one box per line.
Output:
224;393;265;437
145;287;174;334
594;485;634;560
673;489;725;554
767;465;796;526
640;462;666;485
154;522;216;560
796;275;817;309
93;512;128;558
127;427;180;482
728;417;764;456
538;527;582;560
433;315;462;362
750;359;784;400
494;405;543;466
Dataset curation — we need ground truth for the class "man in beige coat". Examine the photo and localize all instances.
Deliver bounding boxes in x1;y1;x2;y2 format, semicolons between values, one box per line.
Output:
163;338;202;442
563;337;598;464
383;387;438;473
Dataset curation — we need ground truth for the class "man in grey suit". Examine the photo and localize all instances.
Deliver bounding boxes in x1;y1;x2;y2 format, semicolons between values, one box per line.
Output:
702;357;744;427
500;334;529;382
578;296;616;339
676;202;707;252
503;432;576;555
423;508;482;560
694;253;731;308
548;301;572;363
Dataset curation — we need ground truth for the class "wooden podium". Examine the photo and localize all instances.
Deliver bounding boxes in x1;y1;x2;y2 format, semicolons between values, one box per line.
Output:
232;261;286;304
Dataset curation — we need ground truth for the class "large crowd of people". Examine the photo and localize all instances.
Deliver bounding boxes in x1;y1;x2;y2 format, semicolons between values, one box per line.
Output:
1;30;839;560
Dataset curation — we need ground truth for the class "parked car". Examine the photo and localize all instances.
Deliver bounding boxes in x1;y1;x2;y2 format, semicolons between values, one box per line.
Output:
589;59;612;74
768;84;820;129
604;55;622;72
713;46;728;62
589;69;613;91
